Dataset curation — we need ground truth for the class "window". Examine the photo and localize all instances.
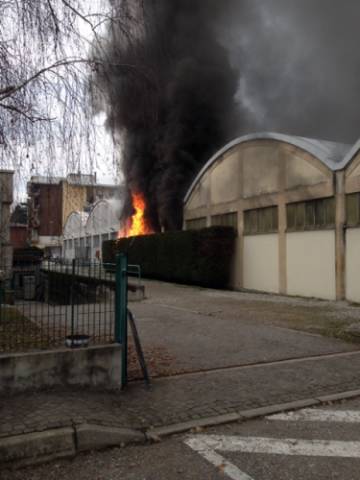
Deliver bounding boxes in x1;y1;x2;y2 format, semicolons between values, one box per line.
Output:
80;237;85;247
346;193;360;226
111;231;118;240
101;233;109;244
287;198;335;231
93;235;100;248
211;212;238;231
185;217;207;231
244;206;278;235
68;239;73;249
86;236;91;247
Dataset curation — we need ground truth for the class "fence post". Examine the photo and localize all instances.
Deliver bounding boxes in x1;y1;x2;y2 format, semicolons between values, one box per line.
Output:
0;281;3;324
115;253;128;387
70;258;76;345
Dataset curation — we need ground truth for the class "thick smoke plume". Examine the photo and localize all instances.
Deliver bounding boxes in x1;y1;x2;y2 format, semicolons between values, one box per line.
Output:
95;1;360;230
94;0;239;231
228;0;360;143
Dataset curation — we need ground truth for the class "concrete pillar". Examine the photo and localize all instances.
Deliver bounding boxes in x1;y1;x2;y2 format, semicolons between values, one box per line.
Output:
236;206;244;289
278;198;287;295
335;171;346;300
278;151;287;295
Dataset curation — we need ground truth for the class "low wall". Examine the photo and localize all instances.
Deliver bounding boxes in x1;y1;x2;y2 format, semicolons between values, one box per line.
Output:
0;344;122;394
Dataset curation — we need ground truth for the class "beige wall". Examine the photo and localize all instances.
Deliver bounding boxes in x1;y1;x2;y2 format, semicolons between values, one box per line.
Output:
62;183;87;227
243;234;279;293
185;141;333;222
210;151;239;204
285;151;328;189
184;138;340;300
243;144;280;198
345;152;360;193
186;176;210;212
345;228;360;303
287;231;336;300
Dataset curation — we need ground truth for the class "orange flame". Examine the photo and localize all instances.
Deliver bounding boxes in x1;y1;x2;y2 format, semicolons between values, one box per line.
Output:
118;193;154;238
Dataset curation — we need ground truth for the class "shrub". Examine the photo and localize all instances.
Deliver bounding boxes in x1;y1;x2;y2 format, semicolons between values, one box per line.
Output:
103;226;236;289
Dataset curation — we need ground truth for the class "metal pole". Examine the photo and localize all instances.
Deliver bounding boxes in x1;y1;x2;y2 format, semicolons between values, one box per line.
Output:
115;253;128;387
0;281;3;325
70;258;75;347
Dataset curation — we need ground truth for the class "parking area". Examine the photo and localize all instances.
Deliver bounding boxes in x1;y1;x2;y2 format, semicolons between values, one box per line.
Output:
130;280;360;377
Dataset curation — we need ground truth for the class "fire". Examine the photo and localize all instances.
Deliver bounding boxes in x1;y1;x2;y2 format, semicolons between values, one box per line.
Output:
118;193;154;238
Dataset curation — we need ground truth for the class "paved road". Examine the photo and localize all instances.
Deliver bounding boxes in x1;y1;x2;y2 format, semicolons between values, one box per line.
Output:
129;279;359;376
3;279;360;470
4;398;360;480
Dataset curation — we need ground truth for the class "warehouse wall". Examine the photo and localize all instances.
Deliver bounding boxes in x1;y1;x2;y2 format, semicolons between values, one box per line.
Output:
243;234;279;293
184;136;341;300
345;228;360;303
286;230;336;300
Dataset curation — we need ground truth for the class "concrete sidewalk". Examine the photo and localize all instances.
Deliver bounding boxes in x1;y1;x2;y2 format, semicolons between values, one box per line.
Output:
2;350;360;467
2;280;360;467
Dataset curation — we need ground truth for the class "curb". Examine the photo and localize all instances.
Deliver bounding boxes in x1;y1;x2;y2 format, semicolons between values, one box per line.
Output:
0;428;75;469
146;389;360;440
0;425;145;469
2;388;360;469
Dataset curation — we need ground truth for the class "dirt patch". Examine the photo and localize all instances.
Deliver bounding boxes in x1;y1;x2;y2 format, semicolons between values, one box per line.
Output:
127;341;176;379
0;306;66;353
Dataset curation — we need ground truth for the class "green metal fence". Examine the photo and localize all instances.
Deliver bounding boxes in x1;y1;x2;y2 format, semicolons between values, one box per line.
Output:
0;254;128;383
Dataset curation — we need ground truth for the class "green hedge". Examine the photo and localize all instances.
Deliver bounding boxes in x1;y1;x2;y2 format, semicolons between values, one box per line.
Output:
102;226;236;289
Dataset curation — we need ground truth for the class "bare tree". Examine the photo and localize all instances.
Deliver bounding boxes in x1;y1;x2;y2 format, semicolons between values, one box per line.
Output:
0;0;118;197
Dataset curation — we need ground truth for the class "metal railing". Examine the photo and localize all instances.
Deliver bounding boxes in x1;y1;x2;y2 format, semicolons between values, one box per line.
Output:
128;264;142;291
0;256;128;358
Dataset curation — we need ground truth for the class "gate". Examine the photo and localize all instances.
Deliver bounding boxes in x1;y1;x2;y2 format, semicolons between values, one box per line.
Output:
0;253;129;386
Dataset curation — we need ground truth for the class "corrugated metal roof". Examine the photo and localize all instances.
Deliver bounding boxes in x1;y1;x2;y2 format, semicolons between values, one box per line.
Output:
338;137;360;170
184;132;352;204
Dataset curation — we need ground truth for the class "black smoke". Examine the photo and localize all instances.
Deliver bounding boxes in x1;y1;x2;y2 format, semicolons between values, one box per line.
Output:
95;1;360;231
94;0;239;231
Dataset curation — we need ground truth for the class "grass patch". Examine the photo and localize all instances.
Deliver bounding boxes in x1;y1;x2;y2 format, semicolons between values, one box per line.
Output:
0;306;64;353
248;301;360;344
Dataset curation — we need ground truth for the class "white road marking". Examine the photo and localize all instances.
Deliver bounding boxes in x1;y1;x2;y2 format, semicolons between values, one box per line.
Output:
268;409;360;423
185;435;360;480
186;435;360;458
185;436;254;480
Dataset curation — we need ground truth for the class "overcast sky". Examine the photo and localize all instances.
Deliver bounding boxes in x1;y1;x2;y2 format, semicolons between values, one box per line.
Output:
5;1;360;202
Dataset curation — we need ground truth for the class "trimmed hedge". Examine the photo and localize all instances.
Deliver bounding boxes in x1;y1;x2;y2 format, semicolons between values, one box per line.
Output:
102;226;236;289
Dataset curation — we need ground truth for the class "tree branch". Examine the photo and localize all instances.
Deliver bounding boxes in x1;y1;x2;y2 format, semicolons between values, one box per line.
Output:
0;102;56;123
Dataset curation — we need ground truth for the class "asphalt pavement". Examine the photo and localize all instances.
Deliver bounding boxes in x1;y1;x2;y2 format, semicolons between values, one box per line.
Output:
3;279;360;471
4;398;360;480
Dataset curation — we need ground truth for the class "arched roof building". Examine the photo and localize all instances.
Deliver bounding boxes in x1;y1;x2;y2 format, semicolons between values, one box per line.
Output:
85;199;122;237
183;132;360;302
63;199;122;260
63;211;89;240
